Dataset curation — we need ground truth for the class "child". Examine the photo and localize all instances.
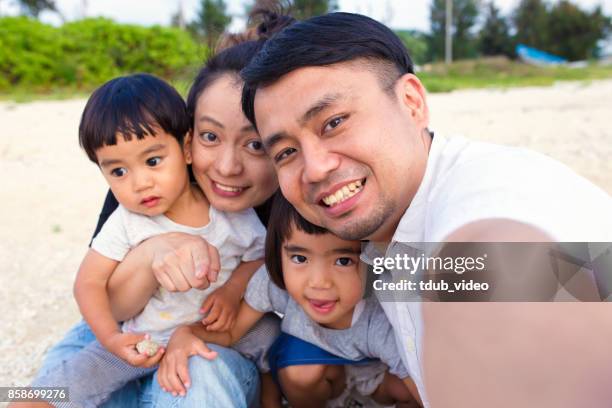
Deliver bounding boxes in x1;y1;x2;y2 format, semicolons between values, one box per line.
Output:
160;193;423;407
32;73;267;406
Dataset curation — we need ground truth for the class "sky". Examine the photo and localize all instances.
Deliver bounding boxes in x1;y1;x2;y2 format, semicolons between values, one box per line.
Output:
1;0;611;33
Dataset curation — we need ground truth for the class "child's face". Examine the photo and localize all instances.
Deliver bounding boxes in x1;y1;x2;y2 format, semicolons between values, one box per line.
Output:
282;228;364;330
96;128;190;216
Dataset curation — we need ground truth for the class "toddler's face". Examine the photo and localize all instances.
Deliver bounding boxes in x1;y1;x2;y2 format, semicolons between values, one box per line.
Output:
282;228;364;329
95;128;190;216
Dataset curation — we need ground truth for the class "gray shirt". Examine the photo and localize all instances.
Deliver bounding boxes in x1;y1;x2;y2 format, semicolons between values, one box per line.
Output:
245;266;409;379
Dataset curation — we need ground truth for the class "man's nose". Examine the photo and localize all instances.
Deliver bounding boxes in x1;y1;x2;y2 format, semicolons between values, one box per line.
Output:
215;147;243;177
301;139;340;184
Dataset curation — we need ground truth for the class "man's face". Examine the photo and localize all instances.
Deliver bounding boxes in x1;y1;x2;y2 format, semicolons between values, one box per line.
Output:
254;62;431;241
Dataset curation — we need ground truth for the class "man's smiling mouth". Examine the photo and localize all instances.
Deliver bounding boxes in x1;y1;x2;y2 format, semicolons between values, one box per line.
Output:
321;179;365;207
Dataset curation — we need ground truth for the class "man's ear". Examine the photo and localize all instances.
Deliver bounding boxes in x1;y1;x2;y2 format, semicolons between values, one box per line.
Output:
183;131;193;164
395;73;429;128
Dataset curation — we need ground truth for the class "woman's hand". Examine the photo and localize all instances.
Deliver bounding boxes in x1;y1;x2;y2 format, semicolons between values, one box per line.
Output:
158;326;218;396
200;282;242;332
148;232;221;292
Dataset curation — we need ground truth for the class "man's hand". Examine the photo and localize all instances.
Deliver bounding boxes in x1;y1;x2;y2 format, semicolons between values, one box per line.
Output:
102;332;164;368
158;326;218;396
200;283;241;332
148;233;221;292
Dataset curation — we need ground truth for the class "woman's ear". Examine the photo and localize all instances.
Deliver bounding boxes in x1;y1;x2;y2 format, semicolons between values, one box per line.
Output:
183;131;193;164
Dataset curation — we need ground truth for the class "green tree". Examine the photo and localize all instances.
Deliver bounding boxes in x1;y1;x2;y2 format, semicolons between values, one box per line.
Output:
16;0;61;19
395;30;428;65
513;0;549;50
479;1;513;57
428;0;480;61
190;0;232;50
546;1;610;60
290;0;337;20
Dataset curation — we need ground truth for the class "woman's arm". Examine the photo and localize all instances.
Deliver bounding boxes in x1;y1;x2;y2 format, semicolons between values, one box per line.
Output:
107;232;220;321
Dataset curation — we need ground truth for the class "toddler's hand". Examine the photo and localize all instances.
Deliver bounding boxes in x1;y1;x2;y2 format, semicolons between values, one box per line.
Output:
103;332;164;368
200;283;241;332
158;326;218;396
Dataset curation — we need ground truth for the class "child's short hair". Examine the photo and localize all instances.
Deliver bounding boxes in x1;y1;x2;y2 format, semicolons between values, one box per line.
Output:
265;192;328;289
79;73;190;163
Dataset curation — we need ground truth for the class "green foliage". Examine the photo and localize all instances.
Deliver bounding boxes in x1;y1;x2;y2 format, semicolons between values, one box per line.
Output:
513;0;610;61
290;0;337;20
190;0;232;49
428;0;480;61
479;1;514;57
0;17;206;92
395;30;428;65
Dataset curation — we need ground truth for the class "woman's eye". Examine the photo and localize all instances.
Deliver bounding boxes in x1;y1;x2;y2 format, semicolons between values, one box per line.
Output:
335;257;354;266
246;140;264;152
290;254;307;264
275;147;297;163
199;132;218;143
146;157;162;167
324;115;346;132
110;167;127;177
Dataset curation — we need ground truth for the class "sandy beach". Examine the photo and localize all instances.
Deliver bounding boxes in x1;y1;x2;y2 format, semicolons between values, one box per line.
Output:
1;79;611;389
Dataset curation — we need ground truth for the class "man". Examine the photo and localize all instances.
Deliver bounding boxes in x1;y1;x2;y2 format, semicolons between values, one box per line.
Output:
240;12;612;407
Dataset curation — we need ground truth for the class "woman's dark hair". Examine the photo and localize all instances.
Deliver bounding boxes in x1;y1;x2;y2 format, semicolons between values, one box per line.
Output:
79;73;190;164
185;8;294;127
265;192;328;289
241;12;415;128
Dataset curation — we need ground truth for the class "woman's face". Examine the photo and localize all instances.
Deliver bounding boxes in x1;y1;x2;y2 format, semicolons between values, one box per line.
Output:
186;74;278;212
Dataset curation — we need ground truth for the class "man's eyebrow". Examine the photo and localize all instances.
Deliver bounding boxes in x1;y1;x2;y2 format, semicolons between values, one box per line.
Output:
263;93;344;152
198;115;224;129
284;244;311;253
298;93;344;127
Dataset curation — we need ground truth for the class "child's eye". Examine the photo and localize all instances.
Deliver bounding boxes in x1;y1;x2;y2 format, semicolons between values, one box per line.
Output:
199;132;218;143
290;255;307;264
110;167;127;177
335;257;354;266
146;157;162;167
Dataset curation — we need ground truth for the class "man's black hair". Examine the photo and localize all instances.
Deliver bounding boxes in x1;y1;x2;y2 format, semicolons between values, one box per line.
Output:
265;191;328;289
241;12;415;128
79;73;190;163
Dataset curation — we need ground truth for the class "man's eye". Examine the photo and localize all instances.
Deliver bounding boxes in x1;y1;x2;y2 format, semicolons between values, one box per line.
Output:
110;167;127;177
290;254;307;264
323;115;347;132
274;147;297;163
199;132;218;143
146;157;162;167
335;257;354;266
246;140;264;152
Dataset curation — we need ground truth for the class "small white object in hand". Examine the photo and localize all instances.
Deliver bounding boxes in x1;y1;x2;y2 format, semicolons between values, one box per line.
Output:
136;339;160;357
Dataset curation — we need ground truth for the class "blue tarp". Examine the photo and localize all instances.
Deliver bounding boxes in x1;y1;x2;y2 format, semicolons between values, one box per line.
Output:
516;44;567;66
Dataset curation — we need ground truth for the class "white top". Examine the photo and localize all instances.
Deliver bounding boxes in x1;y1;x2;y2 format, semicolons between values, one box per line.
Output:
91;204;266;344
364;134;612;406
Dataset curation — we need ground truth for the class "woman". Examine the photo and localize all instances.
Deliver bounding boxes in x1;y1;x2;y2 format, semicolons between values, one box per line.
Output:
31;11;293;408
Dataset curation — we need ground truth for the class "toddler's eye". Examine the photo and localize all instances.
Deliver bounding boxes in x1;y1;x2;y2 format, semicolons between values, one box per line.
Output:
200;132;218;143
110;167;127;177
290;255;307;264
335;257;354;266
146;157;162;167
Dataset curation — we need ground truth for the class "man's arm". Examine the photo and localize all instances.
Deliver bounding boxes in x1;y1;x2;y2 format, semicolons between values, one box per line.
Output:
423;219;612;407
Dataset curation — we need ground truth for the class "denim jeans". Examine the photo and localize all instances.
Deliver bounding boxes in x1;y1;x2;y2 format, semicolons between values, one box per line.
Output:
35;320;259;407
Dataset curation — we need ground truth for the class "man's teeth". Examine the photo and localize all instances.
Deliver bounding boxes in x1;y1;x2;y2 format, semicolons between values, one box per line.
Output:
322;180;363;206
216;183;243;192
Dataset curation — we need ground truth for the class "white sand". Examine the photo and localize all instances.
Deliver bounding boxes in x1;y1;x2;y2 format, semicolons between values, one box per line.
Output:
1;80;611;388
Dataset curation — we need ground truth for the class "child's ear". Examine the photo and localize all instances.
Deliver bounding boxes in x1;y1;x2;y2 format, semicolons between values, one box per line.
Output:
183;131;193;164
